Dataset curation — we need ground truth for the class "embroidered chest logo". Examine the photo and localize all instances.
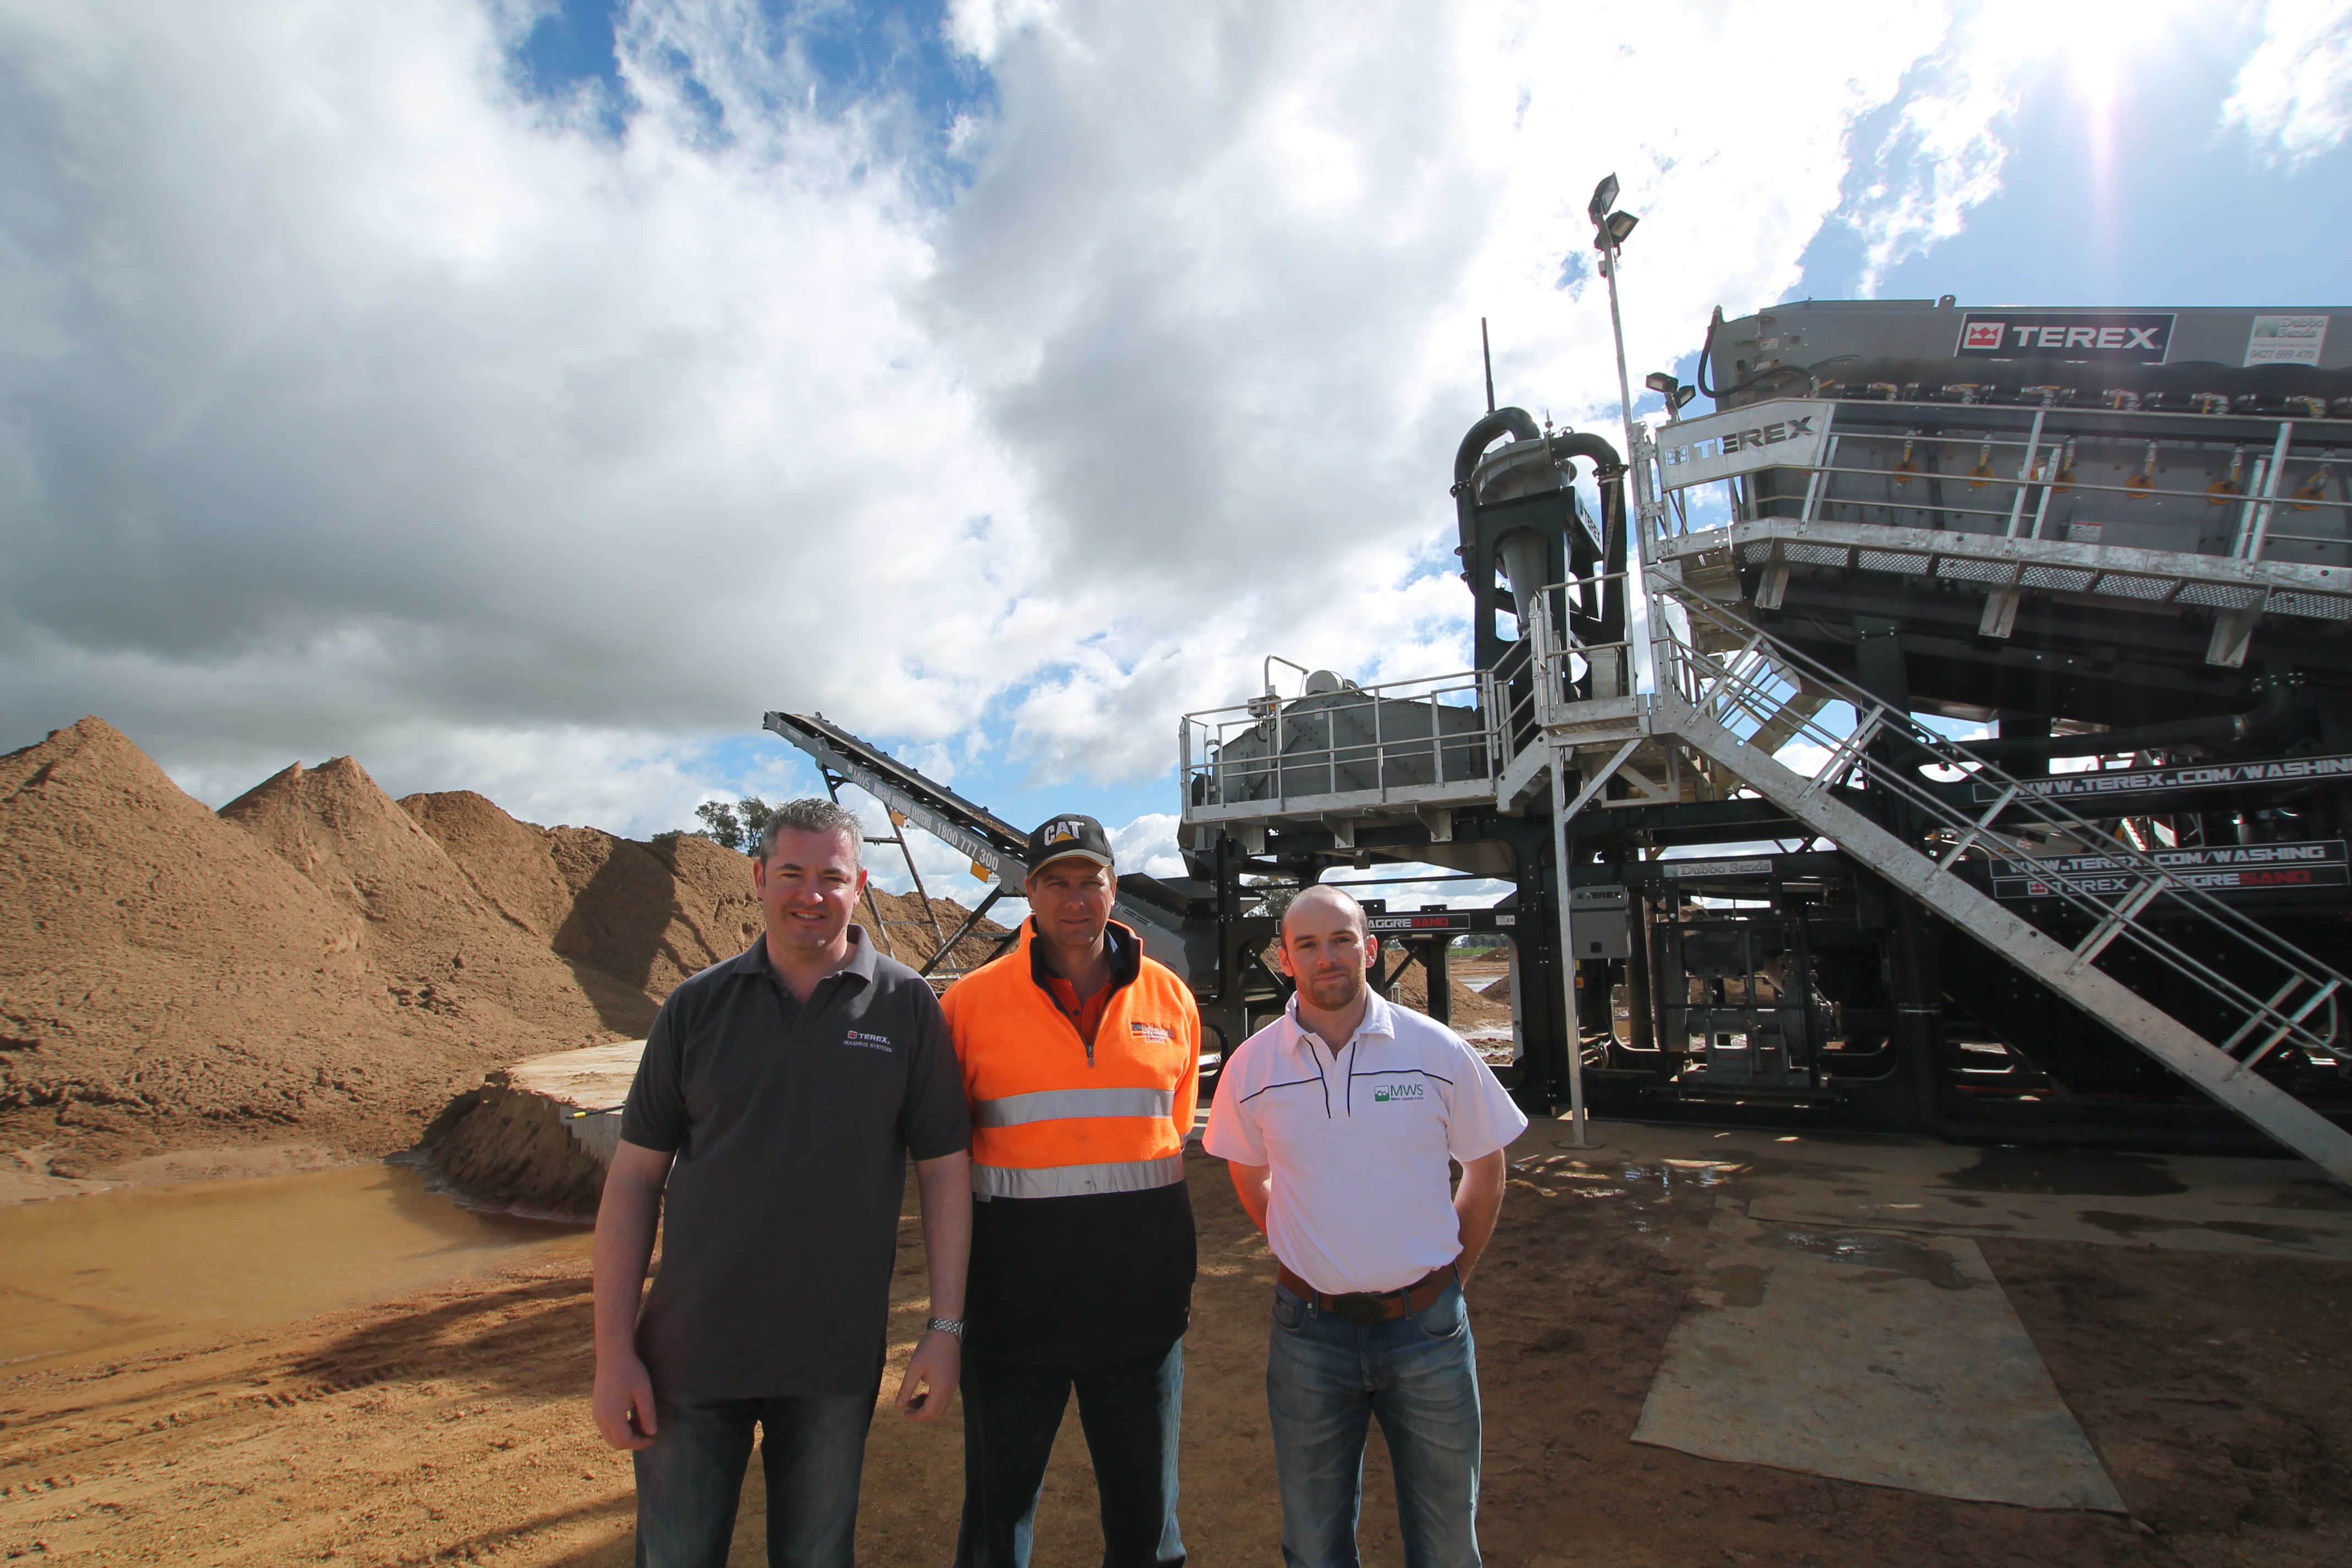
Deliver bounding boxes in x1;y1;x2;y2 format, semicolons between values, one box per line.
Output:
843;1030;894;1052
1129;1021;1174;1042
1371;1082;1425;1103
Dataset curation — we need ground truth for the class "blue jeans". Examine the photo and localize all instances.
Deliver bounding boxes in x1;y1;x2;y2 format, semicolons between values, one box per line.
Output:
1266;1281;1483;1568
631;1392;873;1568
955;1340;1186;1568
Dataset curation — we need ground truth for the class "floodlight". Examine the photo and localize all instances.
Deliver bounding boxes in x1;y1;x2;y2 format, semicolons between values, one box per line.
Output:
1645;371;1679;395
1588;173;1619;224
1605;210;1639;244
1673;385;1697;411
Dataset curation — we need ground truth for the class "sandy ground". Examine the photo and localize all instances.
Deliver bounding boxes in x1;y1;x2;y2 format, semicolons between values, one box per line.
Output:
4;1126;2349;1567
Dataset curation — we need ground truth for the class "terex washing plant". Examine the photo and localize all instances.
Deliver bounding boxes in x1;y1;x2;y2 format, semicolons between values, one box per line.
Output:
770;189;2352;1180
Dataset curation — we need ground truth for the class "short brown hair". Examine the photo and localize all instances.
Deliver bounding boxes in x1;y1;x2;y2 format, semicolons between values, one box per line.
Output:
756;798;863;867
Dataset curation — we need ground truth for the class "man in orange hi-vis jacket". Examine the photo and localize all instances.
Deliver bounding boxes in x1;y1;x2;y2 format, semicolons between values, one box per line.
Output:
941;813;1200;1568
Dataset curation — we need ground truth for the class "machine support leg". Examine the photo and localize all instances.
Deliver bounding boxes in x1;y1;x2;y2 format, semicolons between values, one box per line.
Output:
1550;744;1591;1147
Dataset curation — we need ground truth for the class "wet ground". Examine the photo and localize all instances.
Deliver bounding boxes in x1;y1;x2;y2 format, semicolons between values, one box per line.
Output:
0;1162;592;1374
2;1122;2348;1565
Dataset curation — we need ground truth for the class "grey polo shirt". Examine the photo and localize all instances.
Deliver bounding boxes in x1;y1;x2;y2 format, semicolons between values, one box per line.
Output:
620;924;969;1399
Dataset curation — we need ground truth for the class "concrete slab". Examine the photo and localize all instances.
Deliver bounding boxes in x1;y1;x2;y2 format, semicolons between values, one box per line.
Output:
1631;1210;2127;1512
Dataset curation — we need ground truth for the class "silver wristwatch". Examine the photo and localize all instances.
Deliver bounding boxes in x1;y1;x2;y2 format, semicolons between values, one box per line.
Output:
925;1316;966;1338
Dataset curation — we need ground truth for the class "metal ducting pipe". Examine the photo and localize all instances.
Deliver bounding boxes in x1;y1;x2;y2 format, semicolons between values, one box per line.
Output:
1542;432;1630;658
1453;407;1543;488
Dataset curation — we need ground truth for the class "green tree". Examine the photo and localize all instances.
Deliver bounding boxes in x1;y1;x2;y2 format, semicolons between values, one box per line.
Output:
691;796;777;854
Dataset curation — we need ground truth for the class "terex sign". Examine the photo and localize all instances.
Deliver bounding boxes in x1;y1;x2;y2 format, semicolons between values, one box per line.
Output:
1955;312;2175;363
1655;398;1834;492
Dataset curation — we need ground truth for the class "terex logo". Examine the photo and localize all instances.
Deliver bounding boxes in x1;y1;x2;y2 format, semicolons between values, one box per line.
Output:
1677;414;1816;464
1955;312;2174;363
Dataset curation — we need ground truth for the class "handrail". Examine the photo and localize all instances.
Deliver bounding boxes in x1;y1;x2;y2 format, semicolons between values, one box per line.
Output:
1182;668;1498;814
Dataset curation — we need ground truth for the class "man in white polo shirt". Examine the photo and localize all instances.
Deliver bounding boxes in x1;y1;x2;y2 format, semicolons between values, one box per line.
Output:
1204;884;1525;1568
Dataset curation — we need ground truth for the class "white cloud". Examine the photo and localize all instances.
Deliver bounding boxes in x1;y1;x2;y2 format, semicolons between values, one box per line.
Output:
1837;14;2023;293
0;0;2101;839
1107;810;1184;880
2223;0;2352;167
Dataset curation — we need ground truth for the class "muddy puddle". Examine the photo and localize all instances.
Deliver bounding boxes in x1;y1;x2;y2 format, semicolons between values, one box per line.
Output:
0;1162;592;1374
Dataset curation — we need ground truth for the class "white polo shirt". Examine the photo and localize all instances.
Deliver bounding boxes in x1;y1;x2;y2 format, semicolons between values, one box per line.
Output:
1204;989;1528;1295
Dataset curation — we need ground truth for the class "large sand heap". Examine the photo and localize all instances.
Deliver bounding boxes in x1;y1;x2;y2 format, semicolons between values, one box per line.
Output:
0;719;511;1170
221;760;652;1039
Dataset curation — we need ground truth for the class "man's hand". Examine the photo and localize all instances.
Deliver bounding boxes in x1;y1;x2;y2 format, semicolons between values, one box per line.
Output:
1452;1148;1509;1284
592;1348;659;1450
1227;1160;1272;1235
895;1329;961;1422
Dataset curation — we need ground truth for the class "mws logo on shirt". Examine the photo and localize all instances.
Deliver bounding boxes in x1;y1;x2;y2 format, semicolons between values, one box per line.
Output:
1371;1082;1426;1103
843;1030;894;1052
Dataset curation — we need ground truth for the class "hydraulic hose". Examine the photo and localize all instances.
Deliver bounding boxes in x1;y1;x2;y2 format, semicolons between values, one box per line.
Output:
1695;307;1723;401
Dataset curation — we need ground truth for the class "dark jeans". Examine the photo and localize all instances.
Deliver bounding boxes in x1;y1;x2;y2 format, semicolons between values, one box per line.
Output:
955;1340;1185;1568
1266;1281;1483;1568
631;1392;873;1568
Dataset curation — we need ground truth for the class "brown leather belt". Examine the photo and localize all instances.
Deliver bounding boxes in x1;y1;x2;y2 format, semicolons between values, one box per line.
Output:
1277;1262;1457;1326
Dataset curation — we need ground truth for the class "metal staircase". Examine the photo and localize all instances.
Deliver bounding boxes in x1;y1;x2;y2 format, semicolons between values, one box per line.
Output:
1638;578;2352;1183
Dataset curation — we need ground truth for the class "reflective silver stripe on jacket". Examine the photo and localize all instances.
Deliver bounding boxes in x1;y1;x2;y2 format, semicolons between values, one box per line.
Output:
971;1156;1186;1199
972;1086;1177;1129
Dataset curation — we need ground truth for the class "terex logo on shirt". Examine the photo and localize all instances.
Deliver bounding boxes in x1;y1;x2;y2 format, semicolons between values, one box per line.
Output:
843;1030;894;1052
1129;1021;1174;1043
1371;1083;1425;1103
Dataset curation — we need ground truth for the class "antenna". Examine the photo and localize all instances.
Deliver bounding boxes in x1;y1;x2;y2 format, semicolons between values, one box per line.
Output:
1480;317;1495;413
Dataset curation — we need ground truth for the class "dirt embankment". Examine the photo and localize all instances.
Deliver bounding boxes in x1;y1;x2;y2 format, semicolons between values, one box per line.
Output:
0;719;1005;1186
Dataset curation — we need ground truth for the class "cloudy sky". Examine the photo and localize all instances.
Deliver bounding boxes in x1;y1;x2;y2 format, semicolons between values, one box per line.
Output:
3;0;2348;894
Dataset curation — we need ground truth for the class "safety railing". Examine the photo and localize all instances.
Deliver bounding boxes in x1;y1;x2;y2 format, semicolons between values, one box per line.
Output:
1519;570;1638;724
1180;668;1500;821
1649;578;2348;1075
1650;399;2349;567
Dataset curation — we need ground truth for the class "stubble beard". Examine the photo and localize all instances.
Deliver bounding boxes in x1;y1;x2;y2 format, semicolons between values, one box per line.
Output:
1302;966;1364;1014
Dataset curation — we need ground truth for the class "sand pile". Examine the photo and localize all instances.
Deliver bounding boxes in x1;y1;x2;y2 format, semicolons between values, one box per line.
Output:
0;720;602;1173
1387;959;1514;1031
399;790;765;1004
222;761;651;1037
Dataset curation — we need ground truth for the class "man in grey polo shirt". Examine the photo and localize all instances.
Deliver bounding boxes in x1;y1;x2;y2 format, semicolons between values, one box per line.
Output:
592;797;972;1568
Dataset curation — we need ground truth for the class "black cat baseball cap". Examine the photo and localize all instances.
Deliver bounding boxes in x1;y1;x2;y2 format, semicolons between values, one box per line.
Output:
1026;813;1114;873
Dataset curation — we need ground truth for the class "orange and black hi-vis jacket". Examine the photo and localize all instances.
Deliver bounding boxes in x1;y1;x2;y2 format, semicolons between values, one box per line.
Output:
941;918;1201;1364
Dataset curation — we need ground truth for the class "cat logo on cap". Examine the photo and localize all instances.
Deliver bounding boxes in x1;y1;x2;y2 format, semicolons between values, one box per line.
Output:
1046;819;1086;844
